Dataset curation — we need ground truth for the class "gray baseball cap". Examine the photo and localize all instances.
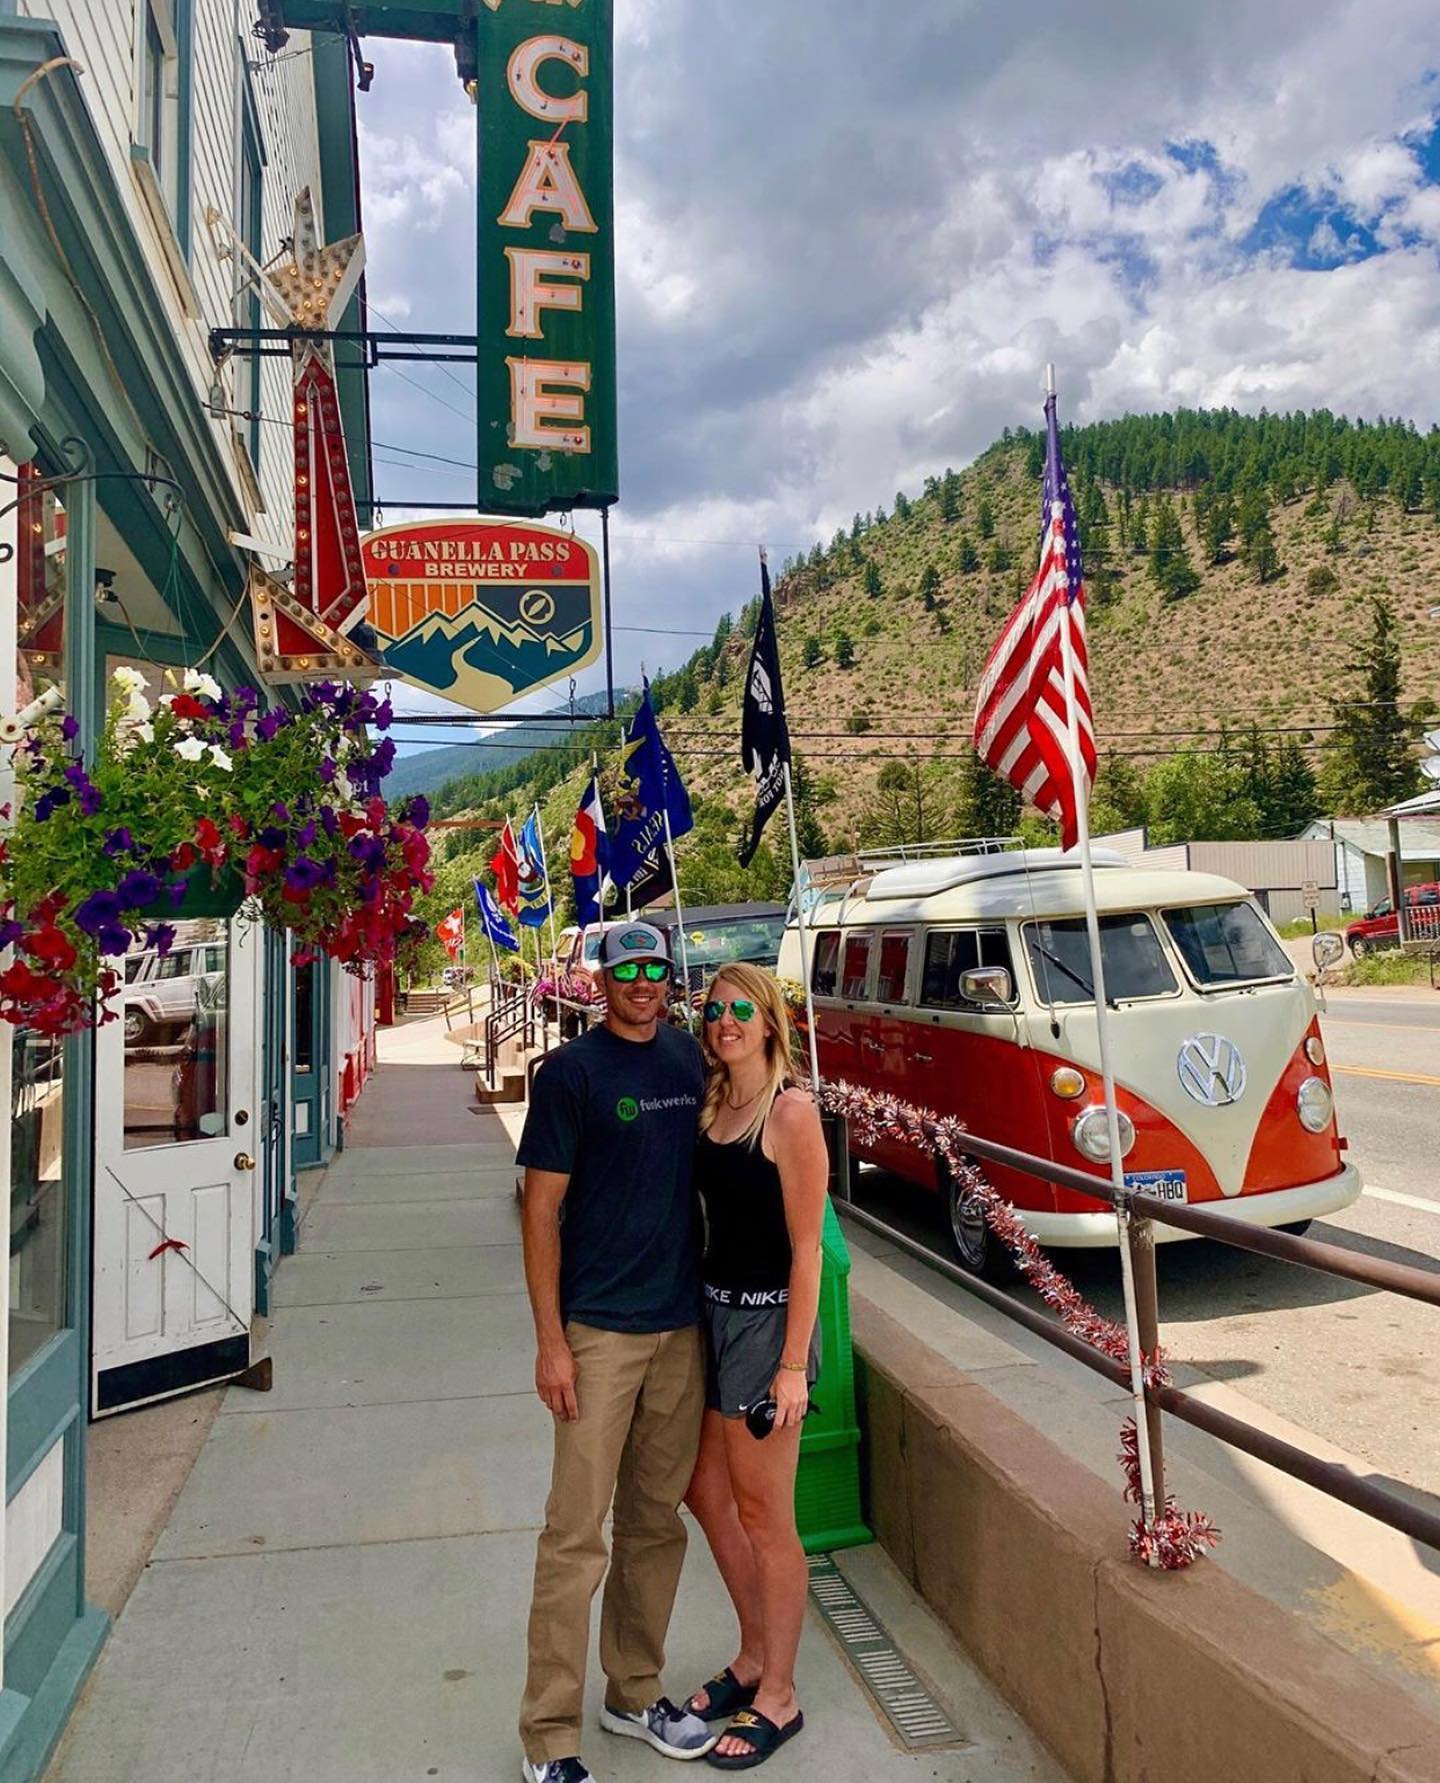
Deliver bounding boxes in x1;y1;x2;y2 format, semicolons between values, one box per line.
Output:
600;920;671;970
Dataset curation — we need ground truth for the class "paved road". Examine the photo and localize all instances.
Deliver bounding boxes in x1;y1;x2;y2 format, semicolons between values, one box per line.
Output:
851;988;1440;1502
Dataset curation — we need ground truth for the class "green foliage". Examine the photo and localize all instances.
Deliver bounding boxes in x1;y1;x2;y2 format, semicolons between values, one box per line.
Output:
954;752;1020;838
863;755;946;847
863;561;883;598
919;563;941;608
1148;496;1201;600
833;631;856;668
956;532;981;573
1197;490;1235;564
1145;751;1262;845
939;474;960;523
977;496;996;538
1093;754;1148;828
986;539;1014;573
894;490;911;520
846;712;871;735
1321;598;1424;811
1305;564;1339;599
1231;727;1322;834
802;635;824;670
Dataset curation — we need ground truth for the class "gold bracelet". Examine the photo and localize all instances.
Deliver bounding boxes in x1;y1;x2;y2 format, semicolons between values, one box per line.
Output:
778;1360;808;1373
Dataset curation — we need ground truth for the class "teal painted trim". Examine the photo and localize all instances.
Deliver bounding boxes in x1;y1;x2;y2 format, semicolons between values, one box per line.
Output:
5;1340;76;1500
4;1532;78;1680
4;1403;77;1506
95;620;190;668
254;1237;275;1317
174;0;193;262
280;1184;298;1255
0;1606;107;1783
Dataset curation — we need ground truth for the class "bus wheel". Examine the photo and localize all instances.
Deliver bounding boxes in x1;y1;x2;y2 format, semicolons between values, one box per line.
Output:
943;1162;1009;1281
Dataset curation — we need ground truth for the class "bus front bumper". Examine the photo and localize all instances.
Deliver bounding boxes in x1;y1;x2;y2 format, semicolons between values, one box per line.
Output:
1020;1163;1363;1248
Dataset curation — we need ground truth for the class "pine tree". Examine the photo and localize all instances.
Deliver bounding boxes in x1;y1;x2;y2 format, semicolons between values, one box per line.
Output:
977;496;996;539
1399;459;1424;512
1263;736;1322;833
940;474;960;524
1149;497;1200;600
1199;492;1235;564
1092;754;1147;829
789;752;828;859
1238;488;1281;582
864;561;883;599
1321;599;1422;810
851;512;864;540
802;635;823;670
957;533;981;573
834;631;855;668
919;563;941;608
986;539;1013;573
894;490;911;520
955;751;1021;838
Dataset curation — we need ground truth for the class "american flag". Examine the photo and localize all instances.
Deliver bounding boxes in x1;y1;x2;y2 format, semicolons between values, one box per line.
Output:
972;392;1096;850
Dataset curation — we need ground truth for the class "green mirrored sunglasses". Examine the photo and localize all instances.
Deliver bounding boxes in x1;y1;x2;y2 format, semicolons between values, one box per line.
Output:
611;959;670;983
704;997;756;1023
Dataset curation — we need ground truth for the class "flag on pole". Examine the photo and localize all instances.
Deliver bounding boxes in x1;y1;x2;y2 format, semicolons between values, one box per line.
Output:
972;392;1096;849
738;549;791;866
474;878;521;953
435;908;464;961
489;818;521;914
570;773;611;927
516;808;553;929
624;846;675;912
610;681;693;889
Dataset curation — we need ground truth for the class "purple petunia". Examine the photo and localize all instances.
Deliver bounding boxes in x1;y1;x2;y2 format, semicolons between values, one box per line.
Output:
33;787;69;822
103;827;136;857
319;806;339;837
296;820;317;847
115;869;162;909
228;720;248;751
74;889;123;935
283;856;327;892
255;711;286;743
167;878;189;909
358;875;383;905
0;918;24;950
144;923;177;957
258;826;286;850
405;794;430;829
97;922;132;957
60;715;80;741
319;756;337;783
373;698;393;730
271;801;289;822
348;834;387;873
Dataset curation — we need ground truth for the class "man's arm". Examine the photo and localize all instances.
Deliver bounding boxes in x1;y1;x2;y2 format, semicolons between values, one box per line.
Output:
521;1166;579;1421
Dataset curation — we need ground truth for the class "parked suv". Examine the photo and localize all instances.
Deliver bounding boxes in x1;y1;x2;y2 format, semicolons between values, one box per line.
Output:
1345;883;1440;957
123;941;226;1044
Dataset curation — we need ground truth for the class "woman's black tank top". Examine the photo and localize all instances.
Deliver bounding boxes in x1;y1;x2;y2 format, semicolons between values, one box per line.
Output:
695;1123;792;1301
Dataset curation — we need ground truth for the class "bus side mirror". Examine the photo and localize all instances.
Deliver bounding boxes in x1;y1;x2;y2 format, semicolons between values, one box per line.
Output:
960;965;1012;1005
1312;932;1343;971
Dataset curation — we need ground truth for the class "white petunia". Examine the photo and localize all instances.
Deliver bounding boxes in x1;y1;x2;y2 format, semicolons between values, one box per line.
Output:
334;770;354;801
184;670;222;701
112;666;146;693
173;736;207;763
125;692;152;723
208;745;233;772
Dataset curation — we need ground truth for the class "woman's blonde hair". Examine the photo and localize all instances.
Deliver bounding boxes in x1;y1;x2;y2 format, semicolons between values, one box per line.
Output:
698;961;801;1148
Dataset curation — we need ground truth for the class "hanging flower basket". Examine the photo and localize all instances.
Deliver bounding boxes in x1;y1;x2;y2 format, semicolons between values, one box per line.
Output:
0;669;433;1034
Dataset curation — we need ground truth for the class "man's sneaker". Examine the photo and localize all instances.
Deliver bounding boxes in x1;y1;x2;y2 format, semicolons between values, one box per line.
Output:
521;1758;593;1783
600;1696;718;1760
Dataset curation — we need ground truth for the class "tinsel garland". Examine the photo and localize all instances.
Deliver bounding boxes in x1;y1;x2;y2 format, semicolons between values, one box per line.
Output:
817;1076;1220;1569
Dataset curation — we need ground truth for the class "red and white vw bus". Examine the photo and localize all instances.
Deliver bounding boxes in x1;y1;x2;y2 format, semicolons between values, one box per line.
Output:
777;848;1361;1277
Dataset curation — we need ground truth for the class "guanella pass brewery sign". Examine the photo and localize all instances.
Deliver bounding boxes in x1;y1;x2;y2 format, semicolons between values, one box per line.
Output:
363;517;602;713
475;0;617;515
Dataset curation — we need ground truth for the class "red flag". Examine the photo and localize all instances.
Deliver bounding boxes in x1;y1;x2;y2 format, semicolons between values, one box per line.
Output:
435;909;464;961
972;392;1095;848
489;818;521;914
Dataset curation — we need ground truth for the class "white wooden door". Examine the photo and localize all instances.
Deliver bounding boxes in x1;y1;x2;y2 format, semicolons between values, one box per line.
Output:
92;916;258;1415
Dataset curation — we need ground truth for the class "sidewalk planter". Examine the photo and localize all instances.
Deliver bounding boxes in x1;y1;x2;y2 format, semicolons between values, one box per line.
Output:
795;1199;872;1553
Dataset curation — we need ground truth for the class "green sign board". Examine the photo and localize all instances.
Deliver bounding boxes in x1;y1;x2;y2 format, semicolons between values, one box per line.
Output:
474;0;617;516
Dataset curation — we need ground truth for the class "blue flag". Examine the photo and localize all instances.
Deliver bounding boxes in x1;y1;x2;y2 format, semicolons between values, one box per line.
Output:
516;809;553;929
474;879;520;953
611;682;693;890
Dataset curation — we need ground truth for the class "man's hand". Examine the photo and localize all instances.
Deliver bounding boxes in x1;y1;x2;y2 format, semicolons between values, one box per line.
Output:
536;1337;579;1422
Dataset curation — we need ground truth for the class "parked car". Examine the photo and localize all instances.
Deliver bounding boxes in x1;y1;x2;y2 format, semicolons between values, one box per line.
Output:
657;903;788;1001
1345;882;1440;957
123;940;227;1045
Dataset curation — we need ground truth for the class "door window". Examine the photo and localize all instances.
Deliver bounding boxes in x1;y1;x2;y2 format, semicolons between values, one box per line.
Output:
1163;903;1291;987
9;1029;68;1374
841;932;873;1000
1024;913;1176;1005
874;932;912;1004
810;931;840;997
123;923;230;1149
921;929;1015;1008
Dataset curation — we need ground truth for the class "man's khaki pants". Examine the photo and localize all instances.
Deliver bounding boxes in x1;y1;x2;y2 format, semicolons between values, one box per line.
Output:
519;1320;705;1766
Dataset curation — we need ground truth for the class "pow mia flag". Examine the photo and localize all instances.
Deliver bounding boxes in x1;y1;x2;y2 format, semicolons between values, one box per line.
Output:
738;550;792;867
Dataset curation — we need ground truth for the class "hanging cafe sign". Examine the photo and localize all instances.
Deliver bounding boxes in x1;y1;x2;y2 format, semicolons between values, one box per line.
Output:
363;517;602;713
475;0;618;516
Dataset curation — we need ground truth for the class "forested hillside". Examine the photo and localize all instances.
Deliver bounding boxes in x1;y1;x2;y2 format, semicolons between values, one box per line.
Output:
416;408;1440;946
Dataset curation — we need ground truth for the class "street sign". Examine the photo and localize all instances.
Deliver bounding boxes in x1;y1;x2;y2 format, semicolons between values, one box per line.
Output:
1301;879;1321;911
362;516;602;713
475;0;617;515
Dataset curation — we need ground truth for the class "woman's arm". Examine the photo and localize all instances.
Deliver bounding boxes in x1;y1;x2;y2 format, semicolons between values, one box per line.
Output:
769;1088;830;1429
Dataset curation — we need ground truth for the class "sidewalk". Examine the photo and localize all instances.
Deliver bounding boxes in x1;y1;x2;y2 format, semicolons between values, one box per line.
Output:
44;1018;1064;1783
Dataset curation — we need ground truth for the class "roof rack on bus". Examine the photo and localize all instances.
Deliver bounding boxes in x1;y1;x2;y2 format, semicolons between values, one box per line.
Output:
799;836;1020;890
862;846;1130;902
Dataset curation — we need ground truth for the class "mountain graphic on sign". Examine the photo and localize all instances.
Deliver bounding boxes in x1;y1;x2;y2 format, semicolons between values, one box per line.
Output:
382;602;593;696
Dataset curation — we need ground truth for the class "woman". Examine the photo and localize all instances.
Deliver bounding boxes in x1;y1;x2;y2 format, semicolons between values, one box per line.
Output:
682;963;829;1770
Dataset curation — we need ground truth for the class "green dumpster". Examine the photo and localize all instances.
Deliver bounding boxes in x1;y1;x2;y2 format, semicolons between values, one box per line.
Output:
794;1198;872;1553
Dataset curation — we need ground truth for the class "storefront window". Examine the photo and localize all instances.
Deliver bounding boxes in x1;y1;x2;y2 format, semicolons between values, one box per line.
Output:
294;958;314;1073
123;923;230;1150
16;468;65;699
10;1030;68;1374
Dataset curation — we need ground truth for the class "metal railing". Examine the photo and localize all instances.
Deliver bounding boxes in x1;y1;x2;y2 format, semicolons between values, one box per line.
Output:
482;976;534;1088
828;1119;1440;1555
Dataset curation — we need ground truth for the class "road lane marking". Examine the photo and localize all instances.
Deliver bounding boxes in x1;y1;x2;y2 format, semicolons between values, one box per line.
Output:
1362;1185;1440;1215
1325;1018;1440;1036
1331;1064;1440;1087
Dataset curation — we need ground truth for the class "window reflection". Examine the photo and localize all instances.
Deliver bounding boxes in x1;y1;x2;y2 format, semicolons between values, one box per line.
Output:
294;958;313;1074
123;922;230;1150
10;1029;67;1373
16;468;65;699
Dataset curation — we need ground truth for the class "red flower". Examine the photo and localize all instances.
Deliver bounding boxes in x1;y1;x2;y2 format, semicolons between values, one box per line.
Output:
338;813;367;840
170;694;209;721
171;842;198;871
365;797;386;832
244;844;284;881
0;958;56;1000
24;925;77;971
228;814;250;838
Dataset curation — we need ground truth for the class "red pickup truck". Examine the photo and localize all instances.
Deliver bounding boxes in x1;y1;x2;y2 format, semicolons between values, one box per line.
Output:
1345;883;1440;957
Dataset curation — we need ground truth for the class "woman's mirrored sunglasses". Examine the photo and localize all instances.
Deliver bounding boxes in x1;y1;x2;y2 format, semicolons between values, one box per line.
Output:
610;960;671;983
704;997;756;1023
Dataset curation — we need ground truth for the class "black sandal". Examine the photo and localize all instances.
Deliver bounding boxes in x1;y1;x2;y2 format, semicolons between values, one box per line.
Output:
705;1709;804;1770
688;1667;759;1722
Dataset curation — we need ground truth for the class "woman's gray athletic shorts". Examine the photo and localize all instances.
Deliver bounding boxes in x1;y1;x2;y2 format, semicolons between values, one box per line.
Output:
701;1287;822;1418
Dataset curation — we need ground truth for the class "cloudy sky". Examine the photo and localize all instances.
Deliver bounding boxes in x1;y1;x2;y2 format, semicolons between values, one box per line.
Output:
350;0;1440;741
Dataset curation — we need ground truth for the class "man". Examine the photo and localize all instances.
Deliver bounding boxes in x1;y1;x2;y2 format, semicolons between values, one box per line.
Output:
517;921;715;1783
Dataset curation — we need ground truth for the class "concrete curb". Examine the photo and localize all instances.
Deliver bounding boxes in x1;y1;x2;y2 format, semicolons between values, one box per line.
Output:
851;1290;1440;1783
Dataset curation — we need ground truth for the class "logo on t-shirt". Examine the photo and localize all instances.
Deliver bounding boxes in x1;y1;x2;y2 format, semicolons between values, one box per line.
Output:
616;1096;640;1123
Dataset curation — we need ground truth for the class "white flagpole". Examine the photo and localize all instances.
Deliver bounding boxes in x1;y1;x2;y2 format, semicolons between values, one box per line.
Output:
1048;362;1159;1542
781;760;822;1088
530;801;560;976
661;807;694;1027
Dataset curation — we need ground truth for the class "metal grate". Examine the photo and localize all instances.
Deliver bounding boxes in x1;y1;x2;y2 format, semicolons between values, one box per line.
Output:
807;1554;964;1750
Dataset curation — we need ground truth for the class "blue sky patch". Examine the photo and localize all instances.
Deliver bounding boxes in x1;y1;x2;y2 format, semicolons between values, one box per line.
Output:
1099;160;1164;205
1242;184;1384;269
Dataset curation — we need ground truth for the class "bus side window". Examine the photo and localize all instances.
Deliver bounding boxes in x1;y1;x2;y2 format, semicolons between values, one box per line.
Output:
874;931;911;1003
841;932;873;1000
920;930;979;1009
811;930;841;997
978;928;1015;985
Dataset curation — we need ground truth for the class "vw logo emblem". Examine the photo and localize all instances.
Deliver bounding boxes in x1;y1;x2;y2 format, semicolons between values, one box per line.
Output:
1177;1034;1247;1107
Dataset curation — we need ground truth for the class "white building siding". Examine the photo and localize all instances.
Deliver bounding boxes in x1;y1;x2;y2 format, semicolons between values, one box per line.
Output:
16;1;327;535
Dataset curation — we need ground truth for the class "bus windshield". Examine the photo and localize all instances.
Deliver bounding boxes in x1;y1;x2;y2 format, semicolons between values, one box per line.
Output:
676;914;786;970
1024;914;1177;1005
1163;902;1292;987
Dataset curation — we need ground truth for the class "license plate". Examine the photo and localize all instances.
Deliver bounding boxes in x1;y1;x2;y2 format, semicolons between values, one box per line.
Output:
1125;1169;1188;1204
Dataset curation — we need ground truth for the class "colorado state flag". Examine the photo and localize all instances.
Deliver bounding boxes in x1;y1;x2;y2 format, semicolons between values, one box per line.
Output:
570;773;611;927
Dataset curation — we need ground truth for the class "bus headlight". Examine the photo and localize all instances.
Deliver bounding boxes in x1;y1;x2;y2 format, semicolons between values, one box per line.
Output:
1304;1035;1325;1066
1072;1104;1136;1162
1296;1076;1333;1133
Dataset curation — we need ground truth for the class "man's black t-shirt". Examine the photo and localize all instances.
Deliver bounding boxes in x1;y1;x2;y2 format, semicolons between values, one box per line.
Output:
516;1021;706;1333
